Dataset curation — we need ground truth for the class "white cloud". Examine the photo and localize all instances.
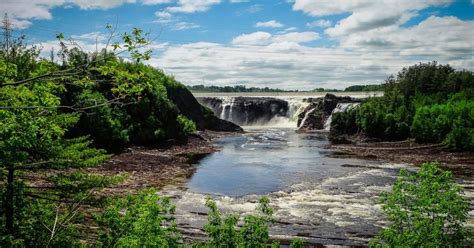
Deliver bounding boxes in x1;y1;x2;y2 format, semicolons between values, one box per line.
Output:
71;32;108;42
306;19;332;28
255;20;284;28
293;0;454;39
232;31;320;46
293;0;452;17
232;32;272;45
68;0;136;10
173;21;200;30
166;0;221;13
155;11;172;19
279;27;298;33
1;0;173;29
272;32;320;43
141;0;172;5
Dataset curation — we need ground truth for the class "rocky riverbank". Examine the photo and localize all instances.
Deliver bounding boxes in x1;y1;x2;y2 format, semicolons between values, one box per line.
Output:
86;131;240;196
329;139;474;176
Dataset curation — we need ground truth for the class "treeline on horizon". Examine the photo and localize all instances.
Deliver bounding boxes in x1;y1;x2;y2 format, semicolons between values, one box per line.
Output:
187;83;384;93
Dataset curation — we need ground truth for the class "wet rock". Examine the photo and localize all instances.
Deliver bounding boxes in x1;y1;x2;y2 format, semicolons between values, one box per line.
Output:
298;94;358;131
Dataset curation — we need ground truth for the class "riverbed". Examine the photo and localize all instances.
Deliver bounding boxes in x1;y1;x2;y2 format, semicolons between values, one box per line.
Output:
160;128;474;246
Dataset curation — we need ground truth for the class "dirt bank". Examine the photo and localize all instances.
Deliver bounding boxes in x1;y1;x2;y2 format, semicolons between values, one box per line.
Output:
329;139;474;176
86;131;237;196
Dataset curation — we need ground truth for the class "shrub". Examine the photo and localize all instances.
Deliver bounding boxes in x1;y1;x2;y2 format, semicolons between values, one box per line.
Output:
330;109;358;136
370;163;471;247
202;197;274;248
411;100;474;150
177;114;197;135
95;188;180;248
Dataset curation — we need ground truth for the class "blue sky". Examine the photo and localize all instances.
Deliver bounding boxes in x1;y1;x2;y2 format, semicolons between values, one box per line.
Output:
2;0;474;89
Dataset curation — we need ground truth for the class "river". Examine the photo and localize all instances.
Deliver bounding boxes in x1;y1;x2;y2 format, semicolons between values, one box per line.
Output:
160;92;473;246
160;127;474;246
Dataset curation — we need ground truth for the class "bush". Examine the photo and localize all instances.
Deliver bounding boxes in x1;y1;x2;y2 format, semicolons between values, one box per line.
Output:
202;197;273;248
95;189;180;248
177;114;196;135
330;109;358;136
411;100;474;150
329;62;473;150
370;163;471;247
354;98;411;140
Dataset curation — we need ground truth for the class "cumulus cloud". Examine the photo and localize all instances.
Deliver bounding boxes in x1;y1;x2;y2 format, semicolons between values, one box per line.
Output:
306;19;332;28
232;32;272;45
232;31;319;46
293;0;454;37
272;32;320;43
1;0;172;29
166;0;221;13
148;41;402;90
173;21;200;30
255;20;284;28
141;0;172;5
293;0;452;17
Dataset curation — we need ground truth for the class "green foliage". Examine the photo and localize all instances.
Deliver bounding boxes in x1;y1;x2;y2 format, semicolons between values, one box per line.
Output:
201;196;274;248
344;84;385;92
0;196;85;248
330;109;358;136
330;62;473;149
411;99;473;150
355;98;410;140
95;188;180;248
290;238;305;248
177;114;197;134
187;84;298;93
370;163;471;247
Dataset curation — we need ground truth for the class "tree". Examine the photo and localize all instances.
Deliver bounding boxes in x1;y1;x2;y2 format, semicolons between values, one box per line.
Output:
370;163;471;247
0;14;155;246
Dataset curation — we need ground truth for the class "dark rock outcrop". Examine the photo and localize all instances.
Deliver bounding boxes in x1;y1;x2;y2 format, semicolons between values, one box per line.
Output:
197;97;290;126
166;86;243;132
298;93;359;131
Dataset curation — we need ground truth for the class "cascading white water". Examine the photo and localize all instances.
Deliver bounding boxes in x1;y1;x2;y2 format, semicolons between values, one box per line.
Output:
200;96;309;128
298;108;316;129
323;103;360;131
219;97;235;122
264;98;309;128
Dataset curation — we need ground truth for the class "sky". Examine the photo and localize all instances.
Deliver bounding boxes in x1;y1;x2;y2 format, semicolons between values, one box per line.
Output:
1;0;474;90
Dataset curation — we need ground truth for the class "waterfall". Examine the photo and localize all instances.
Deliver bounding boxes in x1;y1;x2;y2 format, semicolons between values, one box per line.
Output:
298;108;317;128
197;96;309;127
323;103;360;131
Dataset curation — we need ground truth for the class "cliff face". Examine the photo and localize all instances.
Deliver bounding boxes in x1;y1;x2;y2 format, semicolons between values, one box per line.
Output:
165;85;243;132
197;97;290;126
